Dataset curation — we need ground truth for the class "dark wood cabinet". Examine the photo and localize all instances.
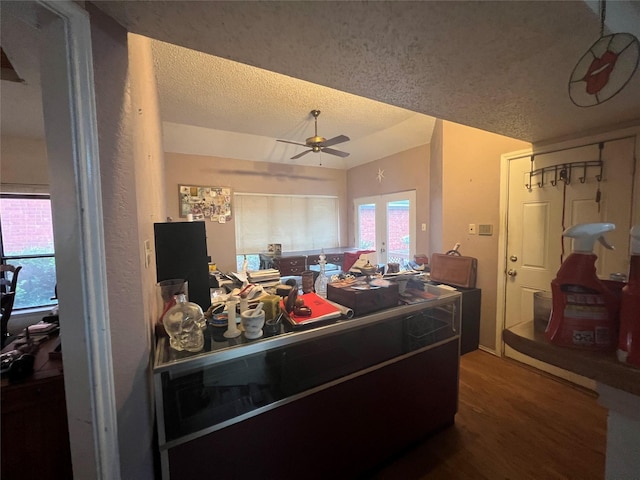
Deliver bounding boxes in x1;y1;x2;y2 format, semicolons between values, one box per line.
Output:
272;255;307;276
1;337;73;480
459;287;481;355
307;253;344;271
261;249;354;277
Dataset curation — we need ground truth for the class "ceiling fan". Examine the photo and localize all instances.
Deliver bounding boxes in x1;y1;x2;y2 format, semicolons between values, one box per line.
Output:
277;110;350;160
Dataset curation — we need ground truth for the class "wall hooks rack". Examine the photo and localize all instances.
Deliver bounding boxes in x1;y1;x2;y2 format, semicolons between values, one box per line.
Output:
525;159;603;189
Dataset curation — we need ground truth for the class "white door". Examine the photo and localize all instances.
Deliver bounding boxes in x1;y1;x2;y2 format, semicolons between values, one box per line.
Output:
504;137;635;382
354;191;416;267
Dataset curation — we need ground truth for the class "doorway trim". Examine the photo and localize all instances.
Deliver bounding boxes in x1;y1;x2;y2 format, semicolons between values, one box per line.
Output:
496;148;532;355
36;1;120;478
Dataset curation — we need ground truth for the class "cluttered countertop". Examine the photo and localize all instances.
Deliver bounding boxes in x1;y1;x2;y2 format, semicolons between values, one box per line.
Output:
154;267;462;371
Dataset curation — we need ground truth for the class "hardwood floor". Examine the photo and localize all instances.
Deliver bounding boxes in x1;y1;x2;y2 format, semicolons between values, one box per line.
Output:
369;350;607;480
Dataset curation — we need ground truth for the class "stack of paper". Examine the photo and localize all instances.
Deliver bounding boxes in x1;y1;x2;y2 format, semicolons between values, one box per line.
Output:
248;269;281;287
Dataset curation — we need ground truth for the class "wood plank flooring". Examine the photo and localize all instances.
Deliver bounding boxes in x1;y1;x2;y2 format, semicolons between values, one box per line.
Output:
369;350;607;480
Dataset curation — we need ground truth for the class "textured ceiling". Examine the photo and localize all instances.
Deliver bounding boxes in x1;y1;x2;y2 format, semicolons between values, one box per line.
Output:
3;1;640;170
152;39;436;168
92;1;640;143
0;1;435;170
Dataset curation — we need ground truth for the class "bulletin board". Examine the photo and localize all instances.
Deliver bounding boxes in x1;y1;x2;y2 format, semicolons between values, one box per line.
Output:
179;185;232;223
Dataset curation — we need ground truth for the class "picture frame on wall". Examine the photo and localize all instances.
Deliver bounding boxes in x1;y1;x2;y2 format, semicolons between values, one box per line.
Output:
179;185;232;222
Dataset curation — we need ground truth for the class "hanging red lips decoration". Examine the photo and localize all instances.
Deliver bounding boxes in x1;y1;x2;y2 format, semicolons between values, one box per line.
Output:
584;49;618;94
569;33;640;106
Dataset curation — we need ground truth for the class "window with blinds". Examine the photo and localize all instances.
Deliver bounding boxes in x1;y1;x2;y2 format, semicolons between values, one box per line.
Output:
234;193;340;254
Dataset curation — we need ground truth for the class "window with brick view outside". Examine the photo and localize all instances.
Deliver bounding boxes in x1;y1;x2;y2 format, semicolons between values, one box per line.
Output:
0;195;58;309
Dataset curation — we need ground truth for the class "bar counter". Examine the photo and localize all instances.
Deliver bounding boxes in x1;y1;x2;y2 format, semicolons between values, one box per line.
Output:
155;287;463;479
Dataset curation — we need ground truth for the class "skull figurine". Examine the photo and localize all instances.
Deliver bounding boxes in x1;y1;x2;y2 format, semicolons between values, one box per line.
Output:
163;294;205;352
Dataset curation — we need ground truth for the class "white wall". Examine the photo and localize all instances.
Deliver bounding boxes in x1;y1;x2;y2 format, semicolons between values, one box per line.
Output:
129;30;168;394
0;136;49;189
89;5;157;479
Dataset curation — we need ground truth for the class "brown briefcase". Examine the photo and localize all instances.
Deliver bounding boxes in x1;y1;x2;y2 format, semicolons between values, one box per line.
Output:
429;253;477;288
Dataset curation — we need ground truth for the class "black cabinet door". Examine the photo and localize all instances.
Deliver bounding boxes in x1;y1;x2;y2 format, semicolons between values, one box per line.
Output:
154;222;210;310
460;288;481;355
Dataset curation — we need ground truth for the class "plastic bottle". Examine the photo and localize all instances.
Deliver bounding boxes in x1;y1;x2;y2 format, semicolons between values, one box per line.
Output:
545;223;621;350
617;225;640;367
314;250;328;298
241;255;249;274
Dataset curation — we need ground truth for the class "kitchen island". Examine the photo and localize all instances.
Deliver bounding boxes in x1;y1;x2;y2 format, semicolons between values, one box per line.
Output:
154;286;462;479
503;321;640;479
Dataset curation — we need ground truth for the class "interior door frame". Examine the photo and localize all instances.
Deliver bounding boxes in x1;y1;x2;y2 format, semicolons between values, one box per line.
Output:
496;148;531;355
33;1;120;478
497;128;640;357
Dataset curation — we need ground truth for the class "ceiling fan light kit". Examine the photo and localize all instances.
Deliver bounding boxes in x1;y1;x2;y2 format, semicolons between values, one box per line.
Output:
277;109;350;160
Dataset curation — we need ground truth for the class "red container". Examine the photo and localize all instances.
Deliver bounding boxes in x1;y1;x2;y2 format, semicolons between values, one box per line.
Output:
545;253;621;350
618;255;640;367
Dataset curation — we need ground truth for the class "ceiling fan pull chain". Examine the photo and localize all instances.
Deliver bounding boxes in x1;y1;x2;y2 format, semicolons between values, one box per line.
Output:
595;142;604;212
600;0;606;38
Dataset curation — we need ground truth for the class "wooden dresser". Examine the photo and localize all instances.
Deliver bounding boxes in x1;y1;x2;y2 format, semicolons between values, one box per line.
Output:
271;255;307;276
265;248;354;277
1;335;73;480
307;252;344;269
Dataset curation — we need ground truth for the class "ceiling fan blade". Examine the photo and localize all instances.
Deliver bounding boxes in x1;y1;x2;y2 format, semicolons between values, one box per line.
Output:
277;139;308;147
321;147;350;158
319;135;350;148
291;149;313;160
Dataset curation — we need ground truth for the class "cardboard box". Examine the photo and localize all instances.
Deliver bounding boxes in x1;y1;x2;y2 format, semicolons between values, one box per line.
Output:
327;281;399;316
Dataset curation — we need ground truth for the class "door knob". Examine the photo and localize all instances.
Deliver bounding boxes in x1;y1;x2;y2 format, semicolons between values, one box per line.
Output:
507;269;517;277
510;255;518;262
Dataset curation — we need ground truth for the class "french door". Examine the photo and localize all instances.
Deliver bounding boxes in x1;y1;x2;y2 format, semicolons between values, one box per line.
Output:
354;190;416;267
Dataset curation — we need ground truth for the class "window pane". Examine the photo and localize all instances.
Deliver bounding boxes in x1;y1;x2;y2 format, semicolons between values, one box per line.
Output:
236;254;260;272
12;256;58;309
357;203;376;250
387;200;410;266
308;197;339;250
0;197;55;255
235;194;339;254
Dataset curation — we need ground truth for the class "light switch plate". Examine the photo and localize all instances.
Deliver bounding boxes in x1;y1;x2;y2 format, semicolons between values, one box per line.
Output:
468;224;476;234
144;239;152;268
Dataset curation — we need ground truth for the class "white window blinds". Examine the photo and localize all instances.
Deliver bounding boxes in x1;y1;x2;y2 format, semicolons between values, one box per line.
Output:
234;193;340;254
